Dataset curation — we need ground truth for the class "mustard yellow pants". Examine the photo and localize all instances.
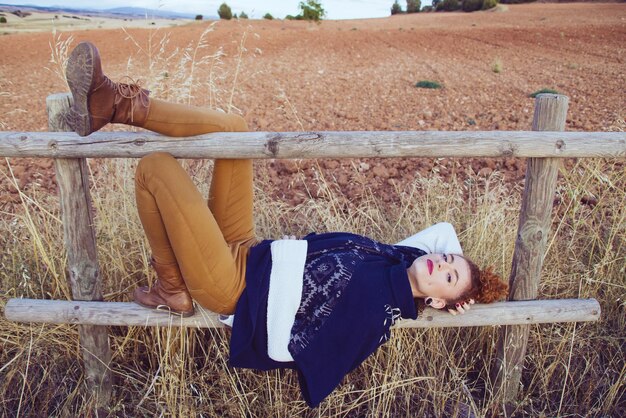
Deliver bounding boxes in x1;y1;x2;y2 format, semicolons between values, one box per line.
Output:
134;99;254;314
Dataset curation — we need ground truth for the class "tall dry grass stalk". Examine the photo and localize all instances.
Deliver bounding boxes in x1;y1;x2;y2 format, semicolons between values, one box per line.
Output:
0;29;624;417
45;31;74;90
122;24;225;108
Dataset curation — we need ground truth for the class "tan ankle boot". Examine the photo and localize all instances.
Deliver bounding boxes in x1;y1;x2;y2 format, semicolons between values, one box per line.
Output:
133;257;194;317
65;41;150;136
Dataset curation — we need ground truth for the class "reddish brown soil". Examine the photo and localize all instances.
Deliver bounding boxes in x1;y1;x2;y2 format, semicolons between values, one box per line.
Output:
0;4;624;209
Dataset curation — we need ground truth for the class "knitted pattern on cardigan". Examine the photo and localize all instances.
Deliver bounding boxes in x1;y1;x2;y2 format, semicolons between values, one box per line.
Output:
289;234;421;357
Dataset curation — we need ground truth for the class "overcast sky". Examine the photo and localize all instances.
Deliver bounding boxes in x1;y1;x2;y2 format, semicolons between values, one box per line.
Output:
1;1;431;20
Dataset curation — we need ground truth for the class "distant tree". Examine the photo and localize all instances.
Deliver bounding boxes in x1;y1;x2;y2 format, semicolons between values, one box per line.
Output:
195;14;203;20
263;13;274;20
299;0;326;22
432;0;442;8
462;0;482;12
391;1;403;15
285;14;295;20
239;11;249;19
406;0;421;13
218;3;233;20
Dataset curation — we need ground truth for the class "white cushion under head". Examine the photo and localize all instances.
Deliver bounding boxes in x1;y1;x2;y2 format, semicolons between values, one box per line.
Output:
395;222;463;255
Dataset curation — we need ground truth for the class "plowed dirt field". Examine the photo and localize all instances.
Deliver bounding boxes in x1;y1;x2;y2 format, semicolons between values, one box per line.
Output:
0;3;624;208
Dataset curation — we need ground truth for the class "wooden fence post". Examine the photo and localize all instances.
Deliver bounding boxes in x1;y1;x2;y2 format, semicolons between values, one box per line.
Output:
492;94;569;410
47;93;113;407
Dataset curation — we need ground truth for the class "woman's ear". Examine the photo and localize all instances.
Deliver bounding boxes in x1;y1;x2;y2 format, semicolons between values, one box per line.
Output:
428;298;446;309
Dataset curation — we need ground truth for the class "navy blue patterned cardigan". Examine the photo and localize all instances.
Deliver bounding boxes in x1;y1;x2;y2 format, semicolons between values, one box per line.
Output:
229;232;425;407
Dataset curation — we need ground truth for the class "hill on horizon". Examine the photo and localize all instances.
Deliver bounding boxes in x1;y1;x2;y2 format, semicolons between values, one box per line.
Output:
0;3;216;20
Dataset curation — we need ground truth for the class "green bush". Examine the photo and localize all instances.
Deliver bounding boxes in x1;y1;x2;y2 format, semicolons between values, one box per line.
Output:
263;13;274;20
218;3;233;20
529;88;560;98
239;11;249;19
415;80;443;89
482;0;498;9
462;0;483;12
299;0;326;22
391;1;403;15
492;58;503;73
421;5;434;12
407;0;421;13
0;16;6;24
195;14;203;20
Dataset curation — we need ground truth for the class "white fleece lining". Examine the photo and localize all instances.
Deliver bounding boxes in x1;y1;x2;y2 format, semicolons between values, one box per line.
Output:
266;239;308;362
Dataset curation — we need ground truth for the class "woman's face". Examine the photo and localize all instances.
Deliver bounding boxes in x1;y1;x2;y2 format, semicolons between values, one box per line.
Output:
407;253;472;302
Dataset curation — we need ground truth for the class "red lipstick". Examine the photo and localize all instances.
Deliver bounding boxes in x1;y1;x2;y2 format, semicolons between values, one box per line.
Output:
427;259;433;275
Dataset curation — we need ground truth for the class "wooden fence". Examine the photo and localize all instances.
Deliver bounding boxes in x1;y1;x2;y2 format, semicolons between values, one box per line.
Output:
2;92;625;410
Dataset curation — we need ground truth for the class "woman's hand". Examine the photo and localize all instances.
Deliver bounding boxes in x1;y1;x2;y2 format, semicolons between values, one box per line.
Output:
447;299;475;315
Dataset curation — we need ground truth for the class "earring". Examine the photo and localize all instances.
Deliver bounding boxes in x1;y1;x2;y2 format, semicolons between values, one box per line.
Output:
425;297;433;306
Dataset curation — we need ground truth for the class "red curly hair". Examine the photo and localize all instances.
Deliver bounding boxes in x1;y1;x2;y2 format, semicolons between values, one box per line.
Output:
445;256;509;309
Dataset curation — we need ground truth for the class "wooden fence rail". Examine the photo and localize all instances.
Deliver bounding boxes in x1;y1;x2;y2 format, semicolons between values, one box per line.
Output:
5;298;601;328
0;129;623;159
2;92;624;411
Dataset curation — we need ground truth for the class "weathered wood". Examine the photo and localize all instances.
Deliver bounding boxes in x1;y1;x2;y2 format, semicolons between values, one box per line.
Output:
54;157;101;299
0;130;624;160
47;93;113;407
4;298;601;328
492;94;570;406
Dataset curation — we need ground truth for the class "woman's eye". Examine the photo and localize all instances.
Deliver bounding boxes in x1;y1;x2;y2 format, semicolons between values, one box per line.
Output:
443;254;448;262
447;274;452;283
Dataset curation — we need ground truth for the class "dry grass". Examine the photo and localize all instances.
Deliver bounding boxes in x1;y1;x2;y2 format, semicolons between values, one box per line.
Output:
45;31;74;91
0;30;624;417
0;80;26;131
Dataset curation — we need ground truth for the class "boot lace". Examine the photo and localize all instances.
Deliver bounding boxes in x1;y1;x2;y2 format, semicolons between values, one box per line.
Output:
115;76;149;123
